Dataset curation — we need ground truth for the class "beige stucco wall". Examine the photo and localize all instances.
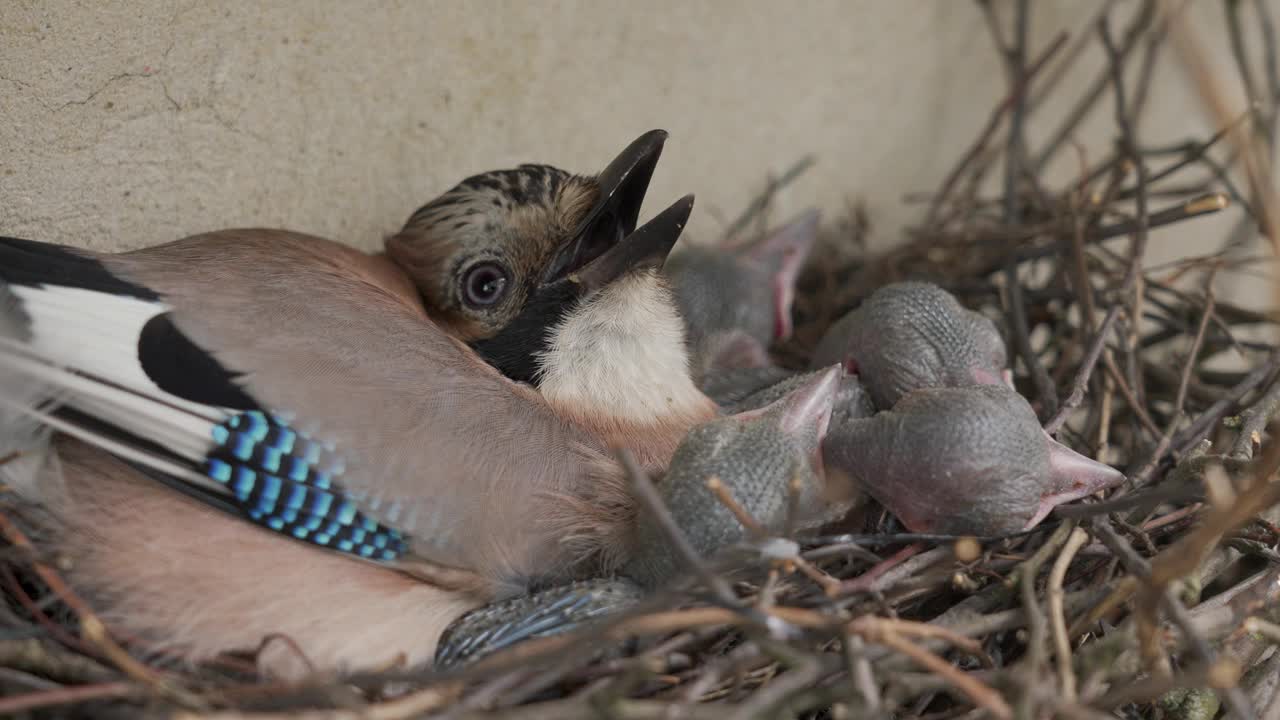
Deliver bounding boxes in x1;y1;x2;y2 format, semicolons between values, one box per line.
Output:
0;0;1271;295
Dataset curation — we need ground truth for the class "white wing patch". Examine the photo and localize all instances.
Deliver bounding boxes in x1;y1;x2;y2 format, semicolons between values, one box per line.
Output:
10;284;223;421
0;340;220;465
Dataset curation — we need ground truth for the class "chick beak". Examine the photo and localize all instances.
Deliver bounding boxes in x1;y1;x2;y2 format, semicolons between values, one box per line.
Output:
738;365;847;514
542;129;668;285
775;364;840;440
732;365;840;478
1022;430;1127;529
737;208;822;341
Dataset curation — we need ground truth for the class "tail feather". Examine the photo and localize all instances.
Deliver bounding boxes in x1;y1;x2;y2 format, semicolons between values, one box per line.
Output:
0;337;216;460
0;281;56;494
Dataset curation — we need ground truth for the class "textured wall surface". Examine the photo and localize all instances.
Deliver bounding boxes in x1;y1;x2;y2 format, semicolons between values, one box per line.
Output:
0;0;1269;287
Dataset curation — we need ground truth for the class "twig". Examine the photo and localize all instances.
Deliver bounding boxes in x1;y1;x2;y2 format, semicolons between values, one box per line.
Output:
927;31;1069;224
1130;0;1178;123
1026;0;1119;114
1255;0;1280;154
858;617;994;668
1005;261;1059;419
1165;0;1280;291
1174;269;1217;416
1102;14;1154;449
0;682;142;716
724;156;817;241
844;635;883;716
1229;374;1280;460
1048;526;1090;701
1117;111;1254;199
1003;0;1032;226
1093;514;1261;717
1015;523;1073;718
1171;350;1280;455
1089;663;1233;710
618;449;745;612
1243;616;1280;643
1127;267;1218;488
850;616;1013;720
788;555;841;598
727;638;820;720
1044;306;1120;434
705;476;765;536
1033;0;1156;172
988;192;1229;272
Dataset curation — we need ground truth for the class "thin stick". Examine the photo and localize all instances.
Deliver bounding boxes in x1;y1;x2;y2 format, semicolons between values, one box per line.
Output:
1171;350;1280;455
788;555;841;597
864;617;994;668
705;476;764;535
1006;261;1059;418
1033;1;1156;172
1174;269;1217;415
1015;523;1074;717
1117;110;1254;198
1130;0;1178;123
1229;375;1280;460
927;31;1069;225
1093;519;1259;716
844;635;883;715
1003;0;1032;226
618;449;745;612
723;156;817;241
1101;350;1162;441
1165;0;1280;284
1027;0;1120;114
1049;527;1090;700
0;682;142;716
1128;267;1219;488
1255;0;1280;153
850;617;1013;720
1045;307;1121;434
980;192;1229;274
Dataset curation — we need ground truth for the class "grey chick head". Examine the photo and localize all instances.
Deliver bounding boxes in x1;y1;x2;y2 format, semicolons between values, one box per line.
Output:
625;365;856;588
811;281;1010;410
665;209;821;379
823;383;1124;536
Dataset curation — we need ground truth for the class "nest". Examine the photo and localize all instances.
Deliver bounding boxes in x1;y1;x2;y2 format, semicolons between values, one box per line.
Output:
4;2;1280;718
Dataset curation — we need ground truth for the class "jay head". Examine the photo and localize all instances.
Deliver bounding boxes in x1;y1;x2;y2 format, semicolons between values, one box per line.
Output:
388;129;712;438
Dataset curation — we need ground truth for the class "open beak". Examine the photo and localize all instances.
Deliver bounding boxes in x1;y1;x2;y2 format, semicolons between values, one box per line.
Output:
469;193;694;384
542;130;668;284
468;131;692;385
570;194;694;293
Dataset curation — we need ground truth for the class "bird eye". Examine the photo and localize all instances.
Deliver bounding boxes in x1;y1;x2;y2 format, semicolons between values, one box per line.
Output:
461;262;509;308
